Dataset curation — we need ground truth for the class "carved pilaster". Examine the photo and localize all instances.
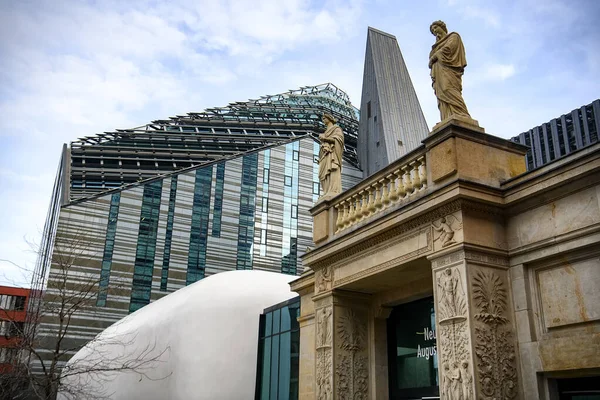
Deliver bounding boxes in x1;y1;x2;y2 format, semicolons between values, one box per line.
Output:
434;264;474;400
336;306;369;400
316;304;333;400
471;268;519;399
431;248;521;400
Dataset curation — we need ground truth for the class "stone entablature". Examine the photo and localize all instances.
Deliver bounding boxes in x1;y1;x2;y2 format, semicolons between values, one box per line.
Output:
292;120;600;400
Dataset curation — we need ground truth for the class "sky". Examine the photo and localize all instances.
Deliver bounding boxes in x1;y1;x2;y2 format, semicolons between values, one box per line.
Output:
1;0;599;287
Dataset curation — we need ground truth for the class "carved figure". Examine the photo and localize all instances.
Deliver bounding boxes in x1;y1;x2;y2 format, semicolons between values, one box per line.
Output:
442;363;453;400
438;268;459;318
461;361;473;400
317;266;332;293
428;20;471;122
318;307;332;347
318;113;344;198
433;215;462;247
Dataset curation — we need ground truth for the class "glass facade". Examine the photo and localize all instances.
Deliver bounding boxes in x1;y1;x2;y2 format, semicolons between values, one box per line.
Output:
160;176;178;291
511;99;600;170
237;153;259;270
259;150;271;257
212;163;226;238
97;192;121;306
256;297;300;400
187;167;213;285
281;142;300;275
130;181;163;313
388;296;439;400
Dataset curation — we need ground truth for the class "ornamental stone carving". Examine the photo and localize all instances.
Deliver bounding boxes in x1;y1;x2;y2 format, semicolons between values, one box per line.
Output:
336;308;368;400
433;214;462;248
472;270;518;399
316;266;333;294
436;267;473;400
316;306;333;400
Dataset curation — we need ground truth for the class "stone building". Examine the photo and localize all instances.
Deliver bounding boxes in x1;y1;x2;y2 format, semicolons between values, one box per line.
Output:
291;118;600;399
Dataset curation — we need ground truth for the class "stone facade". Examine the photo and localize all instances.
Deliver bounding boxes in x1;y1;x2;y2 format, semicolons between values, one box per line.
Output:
291;119;600;399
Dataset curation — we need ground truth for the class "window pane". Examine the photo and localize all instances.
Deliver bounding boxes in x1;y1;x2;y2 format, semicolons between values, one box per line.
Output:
278;332;291;400
272;308;281;335
280;306;291;332
261;337;271;400
270;335;280;400
265;312;273;337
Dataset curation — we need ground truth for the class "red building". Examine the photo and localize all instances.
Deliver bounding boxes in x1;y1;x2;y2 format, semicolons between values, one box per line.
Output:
0;285;31;374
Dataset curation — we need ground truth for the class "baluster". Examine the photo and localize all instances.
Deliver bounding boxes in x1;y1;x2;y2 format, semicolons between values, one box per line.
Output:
342;199;351;228
350;194;360;223
417;155;427;190
368;185;377;213
335;203;343;230
395;168;406;200
360;189;369;218
374;182;383;210
388;173;398;202
381;177;391;206
410;160;420;192
402;165;412;196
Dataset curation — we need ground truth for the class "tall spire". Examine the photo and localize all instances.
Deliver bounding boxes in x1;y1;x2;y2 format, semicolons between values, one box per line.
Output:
358;27;429;177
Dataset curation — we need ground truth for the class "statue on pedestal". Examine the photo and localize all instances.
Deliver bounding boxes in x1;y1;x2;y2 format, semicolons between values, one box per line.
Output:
428;20;471;122
318;113;344;198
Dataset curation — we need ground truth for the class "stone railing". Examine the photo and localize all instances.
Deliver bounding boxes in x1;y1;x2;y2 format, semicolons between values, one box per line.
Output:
334;149;428;233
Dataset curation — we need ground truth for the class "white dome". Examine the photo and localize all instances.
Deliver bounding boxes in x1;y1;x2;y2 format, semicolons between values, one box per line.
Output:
59;270;296;400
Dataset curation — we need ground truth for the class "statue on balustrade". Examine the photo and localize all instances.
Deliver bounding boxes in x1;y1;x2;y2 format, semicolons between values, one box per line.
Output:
428;20;471;122
318;113;344;198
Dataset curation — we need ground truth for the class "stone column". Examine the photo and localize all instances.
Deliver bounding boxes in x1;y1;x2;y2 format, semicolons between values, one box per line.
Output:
430;248;521;400
314;290;370;400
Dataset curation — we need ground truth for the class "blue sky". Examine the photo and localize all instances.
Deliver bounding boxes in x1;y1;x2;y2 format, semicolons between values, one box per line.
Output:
1;0;599;286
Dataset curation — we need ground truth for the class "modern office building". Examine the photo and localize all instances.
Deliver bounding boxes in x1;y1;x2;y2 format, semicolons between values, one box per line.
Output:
511;99;600;170
29;83;363;372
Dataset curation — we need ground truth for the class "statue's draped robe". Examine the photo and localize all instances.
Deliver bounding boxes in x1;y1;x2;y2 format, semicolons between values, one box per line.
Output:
429;32;470;120
318;124;344;196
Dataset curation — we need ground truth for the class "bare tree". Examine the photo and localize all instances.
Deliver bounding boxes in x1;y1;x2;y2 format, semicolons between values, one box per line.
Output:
2;223;170;400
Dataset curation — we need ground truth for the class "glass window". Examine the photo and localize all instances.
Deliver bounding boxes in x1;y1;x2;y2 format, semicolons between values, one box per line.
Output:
312;182;320;195
292;151;299;161
256;297;300;400
284;176;292;187
291;205;297;219
388;297;439;399
263;168;270;183
262;197;269;213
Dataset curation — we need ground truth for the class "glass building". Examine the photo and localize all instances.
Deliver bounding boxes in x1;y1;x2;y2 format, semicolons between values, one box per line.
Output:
511;99;600;170
29;84;363;373
255;297;300;400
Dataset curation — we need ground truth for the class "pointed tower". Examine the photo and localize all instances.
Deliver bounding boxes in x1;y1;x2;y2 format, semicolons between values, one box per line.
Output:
358;27;429;177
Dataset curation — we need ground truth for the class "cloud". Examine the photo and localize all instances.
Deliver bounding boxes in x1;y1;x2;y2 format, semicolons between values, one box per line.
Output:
485;64;516;80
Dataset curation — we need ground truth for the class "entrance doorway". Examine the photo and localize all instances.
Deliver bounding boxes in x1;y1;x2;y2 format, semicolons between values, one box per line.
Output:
558;377;600;400
387;296;439;400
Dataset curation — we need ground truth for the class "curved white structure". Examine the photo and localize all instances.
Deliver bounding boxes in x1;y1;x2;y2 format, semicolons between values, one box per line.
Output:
59;270;296;400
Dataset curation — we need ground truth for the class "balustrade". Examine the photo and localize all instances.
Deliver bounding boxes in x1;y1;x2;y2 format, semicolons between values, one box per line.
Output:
333;152;428;233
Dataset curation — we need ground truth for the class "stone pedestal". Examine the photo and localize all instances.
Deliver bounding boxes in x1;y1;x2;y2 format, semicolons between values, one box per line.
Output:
430;247;521;400
423;118;527;187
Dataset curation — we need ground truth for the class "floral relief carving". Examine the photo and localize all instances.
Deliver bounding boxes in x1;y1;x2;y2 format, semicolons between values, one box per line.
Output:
436;267;473;400
316;306;333;400
336;308;368;400
472;270;518;399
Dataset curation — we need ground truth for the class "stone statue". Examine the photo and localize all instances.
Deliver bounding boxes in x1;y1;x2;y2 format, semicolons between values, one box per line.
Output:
318;113;344;198
428;20;471;122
